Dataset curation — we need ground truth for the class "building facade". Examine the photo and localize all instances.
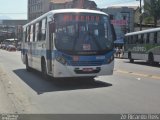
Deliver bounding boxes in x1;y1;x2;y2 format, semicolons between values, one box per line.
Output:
28;0;50;21
49;0;73;10
0;20;27;42
103;6;139;41
72;0;97;9
28;0;97;21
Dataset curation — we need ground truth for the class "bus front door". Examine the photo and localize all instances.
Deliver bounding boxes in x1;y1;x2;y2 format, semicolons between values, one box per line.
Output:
47;22;55;74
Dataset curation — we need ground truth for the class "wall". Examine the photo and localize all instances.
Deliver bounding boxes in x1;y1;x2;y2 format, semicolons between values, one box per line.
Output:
103;7;137;40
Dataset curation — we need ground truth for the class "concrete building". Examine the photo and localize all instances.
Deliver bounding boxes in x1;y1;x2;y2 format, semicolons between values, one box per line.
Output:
103;6;140;41
28;0;50;21
72;0;97;9
28;0;97;21
49;0;73;10
0;20;27;42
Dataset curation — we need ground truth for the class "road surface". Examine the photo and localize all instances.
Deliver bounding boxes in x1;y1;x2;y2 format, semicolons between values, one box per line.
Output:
0;49;160;114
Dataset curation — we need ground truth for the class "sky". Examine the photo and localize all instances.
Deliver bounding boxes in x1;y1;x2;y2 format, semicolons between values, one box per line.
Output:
0;0;140;20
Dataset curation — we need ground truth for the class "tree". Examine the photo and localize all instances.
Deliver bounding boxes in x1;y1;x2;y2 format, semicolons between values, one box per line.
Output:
143;0;160;27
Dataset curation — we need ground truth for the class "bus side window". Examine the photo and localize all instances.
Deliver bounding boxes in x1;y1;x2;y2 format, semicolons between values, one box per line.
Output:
150;33;154;44
133;35;136;44
25;28;27;42
33;24;35;42
135;35;138;44
141;34;144;44
157;31;160;43
30;25;33;42
41;18;47;40
146;33;150;43
131;36;134;44
144;34;147;44
154;32;157;43
138;34;141;44
49;22;55;33
35;23;39;42
38;20;42;41
130;36;133;44
128;36;130;44
27;26;31;42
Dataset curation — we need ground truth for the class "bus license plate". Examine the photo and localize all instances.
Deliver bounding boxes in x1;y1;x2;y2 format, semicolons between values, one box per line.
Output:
82;68;93;72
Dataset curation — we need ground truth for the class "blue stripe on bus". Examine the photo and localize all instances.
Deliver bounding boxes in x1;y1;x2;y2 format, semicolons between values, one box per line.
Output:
21;49;114;66
67;51;114;66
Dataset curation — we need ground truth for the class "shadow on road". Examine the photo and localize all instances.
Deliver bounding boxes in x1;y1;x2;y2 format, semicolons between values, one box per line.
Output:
13;69;112;95
124;60;160;68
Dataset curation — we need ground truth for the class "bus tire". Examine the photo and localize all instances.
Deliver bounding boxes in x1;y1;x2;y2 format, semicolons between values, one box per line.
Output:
26;55;31;72
41;58;49;80
130;59;134;63
148;53;154;65
154;62;159;65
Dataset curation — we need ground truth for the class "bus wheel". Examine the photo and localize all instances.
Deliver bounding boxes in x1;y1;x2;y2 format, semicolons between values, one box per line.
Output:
154;62;159;65
26;55;31;72
41;59;48;80
130;59;134;63
148;53;154;65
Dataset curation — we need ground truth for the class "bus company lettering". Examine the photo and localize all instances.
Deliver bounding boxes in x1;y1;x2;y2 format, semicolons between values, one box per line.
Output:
63;15;100;22
132;46;146;52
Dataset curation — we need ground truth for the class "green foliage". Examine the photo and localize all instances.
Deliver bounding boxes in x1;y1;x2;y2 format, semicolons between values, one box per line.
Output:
143;0;160;27
144;17;153;24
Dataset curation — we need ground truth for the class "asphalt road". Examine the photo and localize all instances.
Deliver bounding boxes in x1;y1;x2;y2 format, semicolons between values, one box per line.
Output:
0;49;160;114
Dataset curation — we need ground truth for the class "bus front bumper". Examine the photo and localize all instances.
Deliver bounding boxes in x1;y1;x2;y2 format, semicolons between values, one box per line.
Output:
53;61;114;78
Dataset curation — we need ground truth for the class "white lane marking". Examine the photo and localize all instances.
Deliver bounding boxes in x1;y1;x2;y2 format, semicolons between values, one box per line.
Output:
136;78;141;81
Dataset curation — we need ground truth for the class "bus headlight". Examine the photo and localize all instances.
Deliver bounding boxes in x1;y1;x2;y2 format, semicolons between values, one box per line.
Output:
56;56;67;65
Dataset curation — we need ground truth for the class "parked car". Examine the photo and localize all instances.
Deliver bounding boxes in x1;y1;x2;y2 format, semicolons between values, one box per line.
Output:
1;44;7;49
7;45;16;51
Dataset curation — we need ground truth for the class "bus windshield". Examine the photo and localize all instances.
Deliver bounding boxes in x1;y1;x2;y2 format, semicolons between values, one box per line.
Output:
54;13;113;55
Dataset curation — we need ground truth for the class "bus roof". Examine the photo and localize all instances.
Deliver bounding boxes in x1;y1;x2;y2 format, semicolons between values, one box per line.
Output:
24;9;108;27
125;27;160;36
49;9;107;15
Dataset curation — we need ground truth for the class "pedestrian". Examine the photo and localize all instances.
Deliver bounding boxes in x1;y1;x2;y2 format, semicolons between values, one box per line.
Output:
115;47;119;58
118;48;121;58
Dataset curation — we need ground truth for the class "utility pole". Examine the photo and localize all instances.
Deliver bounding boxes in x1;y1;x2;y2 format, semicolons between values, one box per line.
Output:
140;0;142;31
136;0;143;31
137;0;142;30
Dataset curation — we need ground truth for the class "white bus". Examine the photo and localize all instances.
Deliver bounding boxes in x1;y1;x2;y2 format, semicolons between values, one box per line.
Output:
21;9;115;79
124;27;160;64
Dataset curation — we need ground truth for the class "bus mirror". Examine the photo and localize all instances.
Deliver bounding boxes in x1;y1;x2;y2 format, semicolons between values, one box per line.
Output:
111;24;116;41
49;22;55;33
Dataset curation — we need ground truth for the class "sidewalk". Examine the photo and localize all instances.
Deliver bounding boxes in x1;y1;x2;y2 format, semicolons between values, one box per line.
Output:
0;65;17;113
114;53;125;59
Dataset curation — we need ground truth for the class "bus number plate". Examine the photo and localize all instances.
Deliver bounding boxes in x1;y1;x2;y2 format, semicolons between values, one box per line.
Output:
82;68;93;72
